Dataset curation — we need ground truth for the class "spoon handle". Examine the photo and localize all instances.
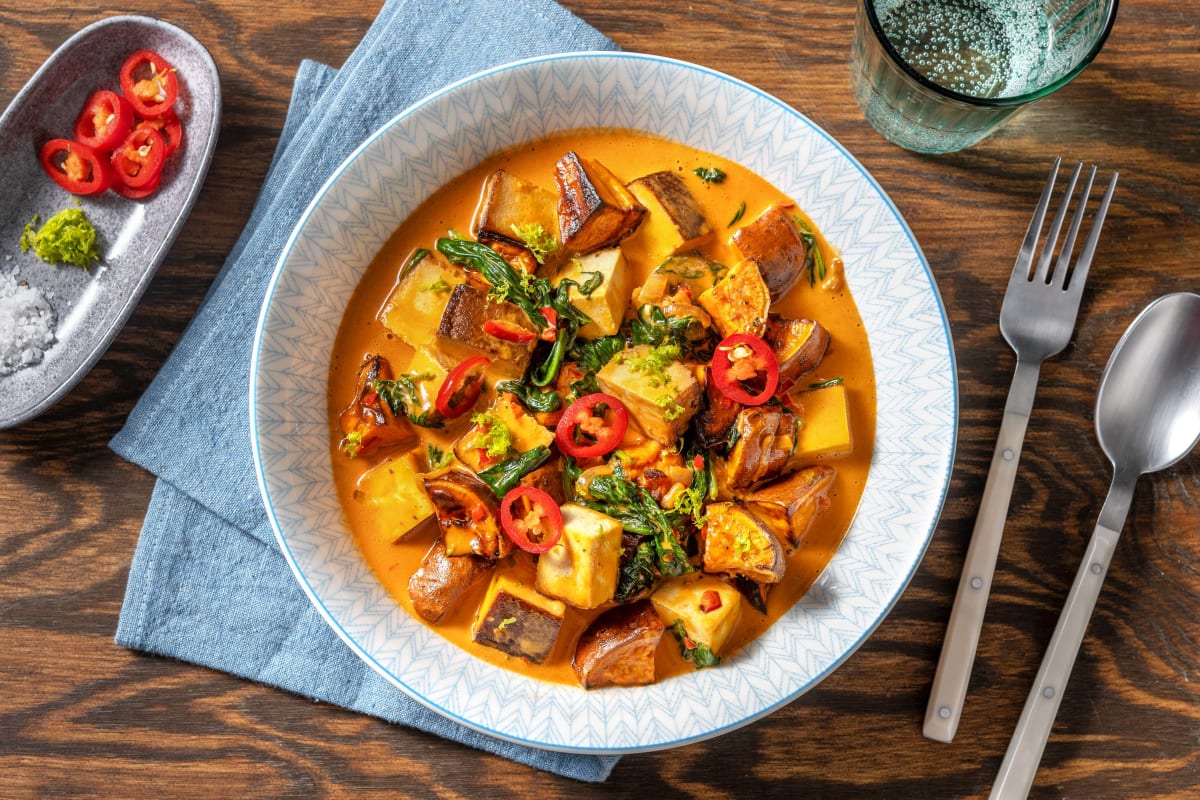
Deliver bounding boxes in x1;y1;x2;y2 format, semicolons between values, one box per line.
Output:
989;476;1135;800
924;358;1040;743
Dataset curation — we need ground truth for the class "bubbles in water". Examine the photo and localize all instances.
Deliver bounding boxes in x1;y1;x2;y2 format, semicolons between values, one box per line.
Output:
879;0;1049;98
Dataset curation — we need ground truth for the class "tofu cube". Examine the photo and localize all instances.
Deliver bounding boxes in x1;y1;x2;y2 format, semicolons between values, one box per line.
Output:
595;345;702;444
555;152;646;254
788;382;853;462
379;249;466;349
627;171;712;264
473;169;561;268
434;283;536;380
651;575;742;655
555;248;630;337
535;503;624;609
354;451;436;543
453;392;554;472
472;570;566;664
730;205;808;303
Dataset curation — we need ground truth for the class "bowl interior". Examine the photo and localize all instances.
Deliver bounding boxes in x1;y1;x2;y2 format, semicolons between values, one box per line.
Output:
251;52;957;753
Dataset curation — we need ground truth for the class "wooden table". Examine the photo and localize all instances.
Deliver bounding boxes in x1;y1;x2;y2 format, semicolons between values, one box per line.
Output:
2;1;1196;797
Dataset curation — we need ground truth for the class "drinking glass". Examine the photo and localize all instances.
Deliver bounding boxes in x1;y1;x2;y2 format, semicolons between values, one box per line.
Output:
851;0;1119;154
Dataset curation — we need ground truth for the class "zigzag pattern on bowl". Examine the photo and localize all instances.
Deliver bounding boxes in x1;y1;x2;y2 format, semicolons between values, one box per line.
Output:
252;53;956;753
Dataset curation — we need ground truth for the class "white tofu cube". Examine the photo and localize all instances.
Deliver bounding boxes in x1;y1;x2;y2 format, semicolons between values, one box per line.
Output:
536;503;624;609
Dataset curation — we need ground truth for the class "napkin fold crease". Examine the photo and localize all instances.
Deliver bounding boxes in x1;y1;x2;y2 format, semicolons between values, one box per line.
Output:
110;0;620;781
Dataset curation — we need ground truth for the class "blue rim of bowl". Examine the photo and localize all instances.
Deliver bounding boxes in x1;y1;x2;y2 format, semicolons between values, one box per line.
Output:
861;0;1120;108
250;50;960;753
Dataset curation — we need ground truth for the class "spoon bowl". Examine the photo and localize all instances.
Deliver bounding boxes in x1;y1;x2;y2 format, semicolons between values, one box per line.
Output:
1096;292;1200;475
992;291;1200;799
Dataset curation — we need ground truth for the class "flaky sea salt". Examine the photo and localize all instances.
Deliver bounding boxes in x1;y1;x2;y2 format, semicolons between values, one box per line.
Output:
0;270;57;375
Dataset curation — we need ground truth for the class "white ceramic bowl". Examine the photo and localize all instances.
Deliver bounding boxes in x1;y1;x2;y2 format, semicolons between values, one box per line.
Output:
251;52;957;754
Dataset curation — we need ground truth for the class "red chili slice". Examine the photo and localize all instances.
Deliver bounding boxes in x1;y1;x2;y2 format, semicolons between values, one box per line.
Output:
538;306;558;342
482;319;536;343
111;170;161;200
134;109;183;158
110;127;167;190
39;139;114;195
120;50;179;118
435;355;489;418
711;332;780;406
73;90;134;152
499;486;564;554
554;393;628;459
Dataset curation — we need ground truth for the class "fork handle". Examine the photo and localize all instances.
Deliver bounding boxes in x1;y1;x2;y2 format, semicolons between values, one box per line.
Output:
924;358;1041;743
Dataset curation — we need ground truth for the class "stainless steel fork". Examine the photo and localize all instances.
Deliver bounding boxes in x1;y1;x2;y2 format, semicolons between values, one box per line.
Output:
923;158;1118;743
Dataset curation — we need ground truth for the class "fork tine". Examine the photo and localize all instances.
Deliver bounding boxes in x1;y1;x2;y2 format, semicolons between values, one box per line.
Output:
1050;164;1097;288
1013;157;1062;282
1065;170;1119;295
1034;161;1083;284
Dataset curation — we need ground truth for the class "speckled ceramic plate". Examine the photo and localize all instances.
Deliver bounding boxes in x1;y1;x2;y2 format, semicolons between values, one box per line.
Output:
0;15;220;429
252;53;958;753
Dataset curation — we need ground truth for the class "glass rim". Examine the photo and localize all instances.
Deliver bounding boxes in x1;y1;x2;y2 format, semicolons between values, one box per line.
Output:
862;0;1120;108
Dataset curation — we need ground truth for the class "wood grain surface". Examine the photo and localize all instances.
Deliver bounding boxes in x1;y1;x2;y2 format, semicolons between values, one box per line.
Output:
1;1;1197;798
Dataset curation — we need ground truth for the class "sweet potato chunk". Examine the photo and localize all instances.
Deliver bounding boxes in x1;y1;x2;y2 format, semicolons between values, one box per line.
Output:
701;502;786;584
723;405;799;490
697;258;769;338
730;205;808;303
765;316;830;384
408;539;494;623
555;152;646;254
745;464;836;549
572;600;666;688
422;467;510;559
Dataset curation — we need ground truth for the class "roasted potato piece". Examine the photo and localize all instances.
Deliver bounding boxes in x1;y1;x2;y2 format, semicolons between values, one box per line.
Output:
473;169;560;264
354;452;436;543
787;381;853;463
555;247;630;337
724;405;800;490
555;151;646;254
379;249;467;350
595;345;702;445
337;354;419;458
407;539;494;623
764;316;830;384
434;283;536;380
472;570;565;664
627;170;712;264
535;503;624;609
730;205;808;303
572;600;666;688
697;258;769;338
701;502;786;584
745;464;836;549
651;574;743;656
422;467;510;559
693;365;742;449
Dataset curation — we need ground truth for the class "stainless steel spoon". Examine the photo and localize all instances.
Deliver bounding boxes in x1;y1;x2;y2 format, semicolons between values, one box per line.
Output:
989;291;1200;799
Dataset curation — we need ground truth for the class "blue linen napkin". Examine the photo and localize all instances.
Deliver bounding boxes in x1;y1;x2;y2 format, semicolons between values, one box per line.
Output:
110;0;620;781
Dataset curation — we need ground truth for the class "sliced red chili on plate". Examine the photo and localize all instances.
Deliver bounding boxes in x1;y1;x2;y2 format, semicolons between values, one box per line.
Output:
711;332;780;406
482;319;537;344
134;109;183;158
73;89;134;152
499;486;564;554
39;138;113;195
110;127;167;190
435;355;490;418
111;170;161;200
120;49;179;118
555;393;628;458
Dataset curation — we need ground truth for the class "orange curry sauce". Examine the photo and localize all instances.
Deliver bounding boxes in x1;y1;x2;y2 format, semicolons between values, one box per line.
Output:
328;129;876;686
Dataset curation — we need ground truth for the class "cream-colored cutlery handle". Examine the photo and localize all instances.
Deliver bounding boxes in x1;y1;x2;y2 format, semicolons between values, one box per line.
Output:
989;477;1134;800
924;359;1040;743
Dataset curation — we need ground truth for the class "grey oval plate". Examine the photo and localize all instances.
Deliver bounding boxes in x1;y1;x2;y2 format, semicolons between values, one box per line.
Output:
0;15;220;429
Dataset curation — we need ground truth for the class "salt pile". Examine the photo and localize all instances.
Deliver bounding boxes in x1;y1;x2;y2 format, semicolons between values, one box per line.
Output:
0;270;57;376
